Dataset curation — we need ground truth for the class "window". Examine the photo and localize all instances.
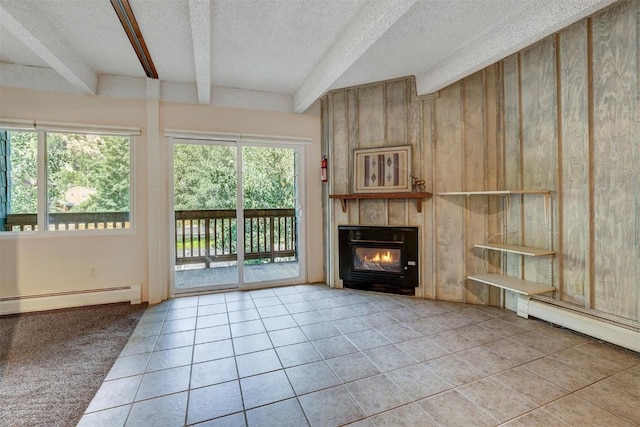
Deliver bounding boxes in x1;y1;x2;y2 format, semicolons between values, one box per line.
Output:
46;132;131;230
1;130;38;232
1;125;134;233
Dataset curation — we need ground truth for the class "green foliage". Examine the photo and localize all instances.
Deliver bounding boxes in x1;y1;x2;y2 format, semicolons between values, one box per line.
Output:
8;131;38;214
46;133;130;213
174;144;296;260
46;133;77;211
174;144;237;210
6;131;130;214
242;147;294;209
8;135;294;217
173;144;295;211
78;136;130;212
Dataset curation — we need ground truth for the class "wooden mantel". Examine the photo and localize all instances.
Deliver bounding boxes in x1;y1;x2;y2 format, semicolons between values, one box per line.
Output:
329;192;432;213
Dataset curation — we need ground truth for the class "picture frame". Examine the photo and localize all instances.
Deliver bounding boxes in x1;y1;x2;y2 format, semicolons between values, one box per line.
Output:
353;145;412;193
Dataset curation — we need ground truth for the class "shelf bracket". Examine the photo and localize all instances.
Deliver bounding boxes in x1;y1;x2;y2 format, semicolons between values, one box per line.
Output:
329;192;432;214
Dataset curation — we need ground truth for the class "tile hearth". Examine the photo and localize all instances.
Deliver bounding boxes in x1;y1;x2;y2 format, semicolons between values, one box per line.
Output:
79;284;640;426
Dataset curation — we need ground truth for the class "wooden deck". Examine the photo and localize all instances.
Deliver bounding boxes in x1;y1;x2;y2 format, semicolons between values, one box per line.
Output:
175;261;299;289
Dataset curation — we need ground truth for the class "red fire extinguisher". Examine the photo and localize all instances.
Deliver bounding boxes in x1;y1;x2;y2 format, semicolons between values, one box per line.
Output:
321;155;328;182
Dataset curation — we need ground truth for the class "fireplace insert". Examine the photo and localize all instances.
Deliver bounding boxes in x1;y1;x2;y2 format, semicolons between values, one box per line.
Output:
338;225;418;295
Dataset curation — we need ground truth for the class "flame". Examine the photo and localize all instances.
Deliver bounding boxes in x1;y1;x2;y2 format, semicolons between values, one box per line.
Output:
364;251;394;263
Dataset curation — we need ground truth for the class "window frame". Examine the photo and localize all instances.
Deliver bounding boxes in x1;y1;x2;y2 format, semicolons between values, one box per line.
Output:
0;120;139;237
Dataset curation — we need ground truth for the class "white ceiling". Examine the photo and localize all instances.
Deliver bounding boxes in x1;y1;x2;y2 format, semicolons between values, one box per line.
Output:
0;0;616;113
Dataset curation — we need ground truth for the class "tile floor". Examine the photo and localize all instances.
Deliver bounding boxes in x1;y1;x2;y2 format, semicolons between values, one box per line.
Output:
78;284;640;427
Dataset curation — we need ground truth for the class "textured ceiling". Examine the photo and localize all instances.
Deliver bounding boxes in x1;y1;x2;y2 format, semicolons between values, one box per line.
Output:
0;0;617;113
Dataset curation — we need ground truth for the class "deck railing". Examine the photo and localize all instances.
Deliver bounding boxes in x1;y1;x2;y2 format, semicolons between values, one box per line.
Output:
4;212;130;231
175;209;297;266
4;209;297;267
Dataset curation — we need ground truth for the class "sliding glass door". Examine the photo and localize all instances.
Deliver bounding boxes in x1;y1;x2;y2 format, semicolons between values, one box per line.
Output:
242;146;300;284
173;142;239;291
171;139;305;294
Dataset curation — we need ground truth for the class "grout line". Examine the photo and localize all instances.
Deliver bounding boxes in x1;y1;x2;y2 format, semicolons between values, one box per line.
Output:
224;294;243;421
80;284;639;426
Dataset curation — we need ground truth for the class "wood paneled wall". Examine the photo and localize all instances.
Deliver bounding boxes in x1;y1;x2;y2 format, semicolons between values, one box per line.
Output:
589;1;639;320
322;0;639;324
432;70;503;304
321;78;430;296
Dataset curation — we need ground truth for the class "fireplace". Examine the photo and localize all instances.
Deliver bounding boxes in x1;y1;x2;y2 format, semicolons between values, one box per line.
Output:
338;225;418;295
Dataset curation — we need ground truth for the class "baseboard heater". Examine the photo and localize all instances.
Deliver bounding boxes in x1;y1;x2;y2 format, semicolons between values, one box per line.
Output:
0;284;142;316
518;296;640;353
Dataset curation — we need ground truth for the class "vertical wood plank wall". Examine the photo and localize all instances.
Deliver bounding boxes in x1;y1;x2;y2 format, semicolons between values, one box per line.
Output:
323;78;429;292
519;36;558;294
358;85;387;225
321;97;330;285
322;0;639;324
434;83;466;302
463;73;489;305
502;55;523;311
421;99;435;299
590;0;639;320
483;66;503;307
559;21;590;308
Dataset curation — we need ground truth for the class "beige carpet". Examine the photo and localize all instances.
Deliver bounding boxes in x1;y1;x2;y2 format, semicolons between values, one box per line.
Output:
0;302;146;427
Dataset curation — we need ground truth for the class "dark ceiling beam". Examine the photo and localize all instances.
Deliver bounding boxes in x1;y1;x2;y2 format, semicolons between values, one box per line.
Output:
110;0;158;79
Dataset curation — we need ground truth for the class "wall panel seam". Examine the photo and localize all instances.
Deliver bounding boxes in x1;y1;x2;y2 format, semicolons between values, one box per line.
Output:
461;80;468;303
555;32;564;300
517;52;525;278
586;17;594;310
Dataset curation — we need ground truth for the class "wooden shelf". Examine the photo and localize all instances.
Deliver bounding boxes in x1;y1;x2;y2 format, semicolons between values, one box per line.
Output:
437;190;551;196
329;192;432;213
474;243;555;257
468;274;555;296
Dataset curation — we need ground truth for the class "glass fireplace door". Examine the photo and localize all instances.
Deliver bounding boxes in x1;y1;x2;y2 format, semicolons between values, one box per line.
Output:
353;246;402;273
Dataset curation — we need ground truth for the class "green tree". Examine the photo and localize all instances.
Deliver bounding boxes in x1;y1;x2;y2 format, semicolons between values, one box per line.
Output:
173;144;237;210
8;131;38;214
173;145;295;211
242;147;294;209
46;133;77;211
78;136;130;212
7;131;131;215
44;133;130;213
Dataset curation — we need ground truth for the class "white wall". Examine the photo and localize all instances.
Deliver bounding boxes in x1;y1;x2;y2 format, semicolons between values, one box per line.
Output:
0;87;323;306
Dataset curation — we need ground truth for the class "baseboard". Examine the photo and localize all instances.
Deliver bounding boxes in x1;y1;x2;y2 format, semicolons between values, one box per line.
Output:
518;295;640;353
0;284;142;315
